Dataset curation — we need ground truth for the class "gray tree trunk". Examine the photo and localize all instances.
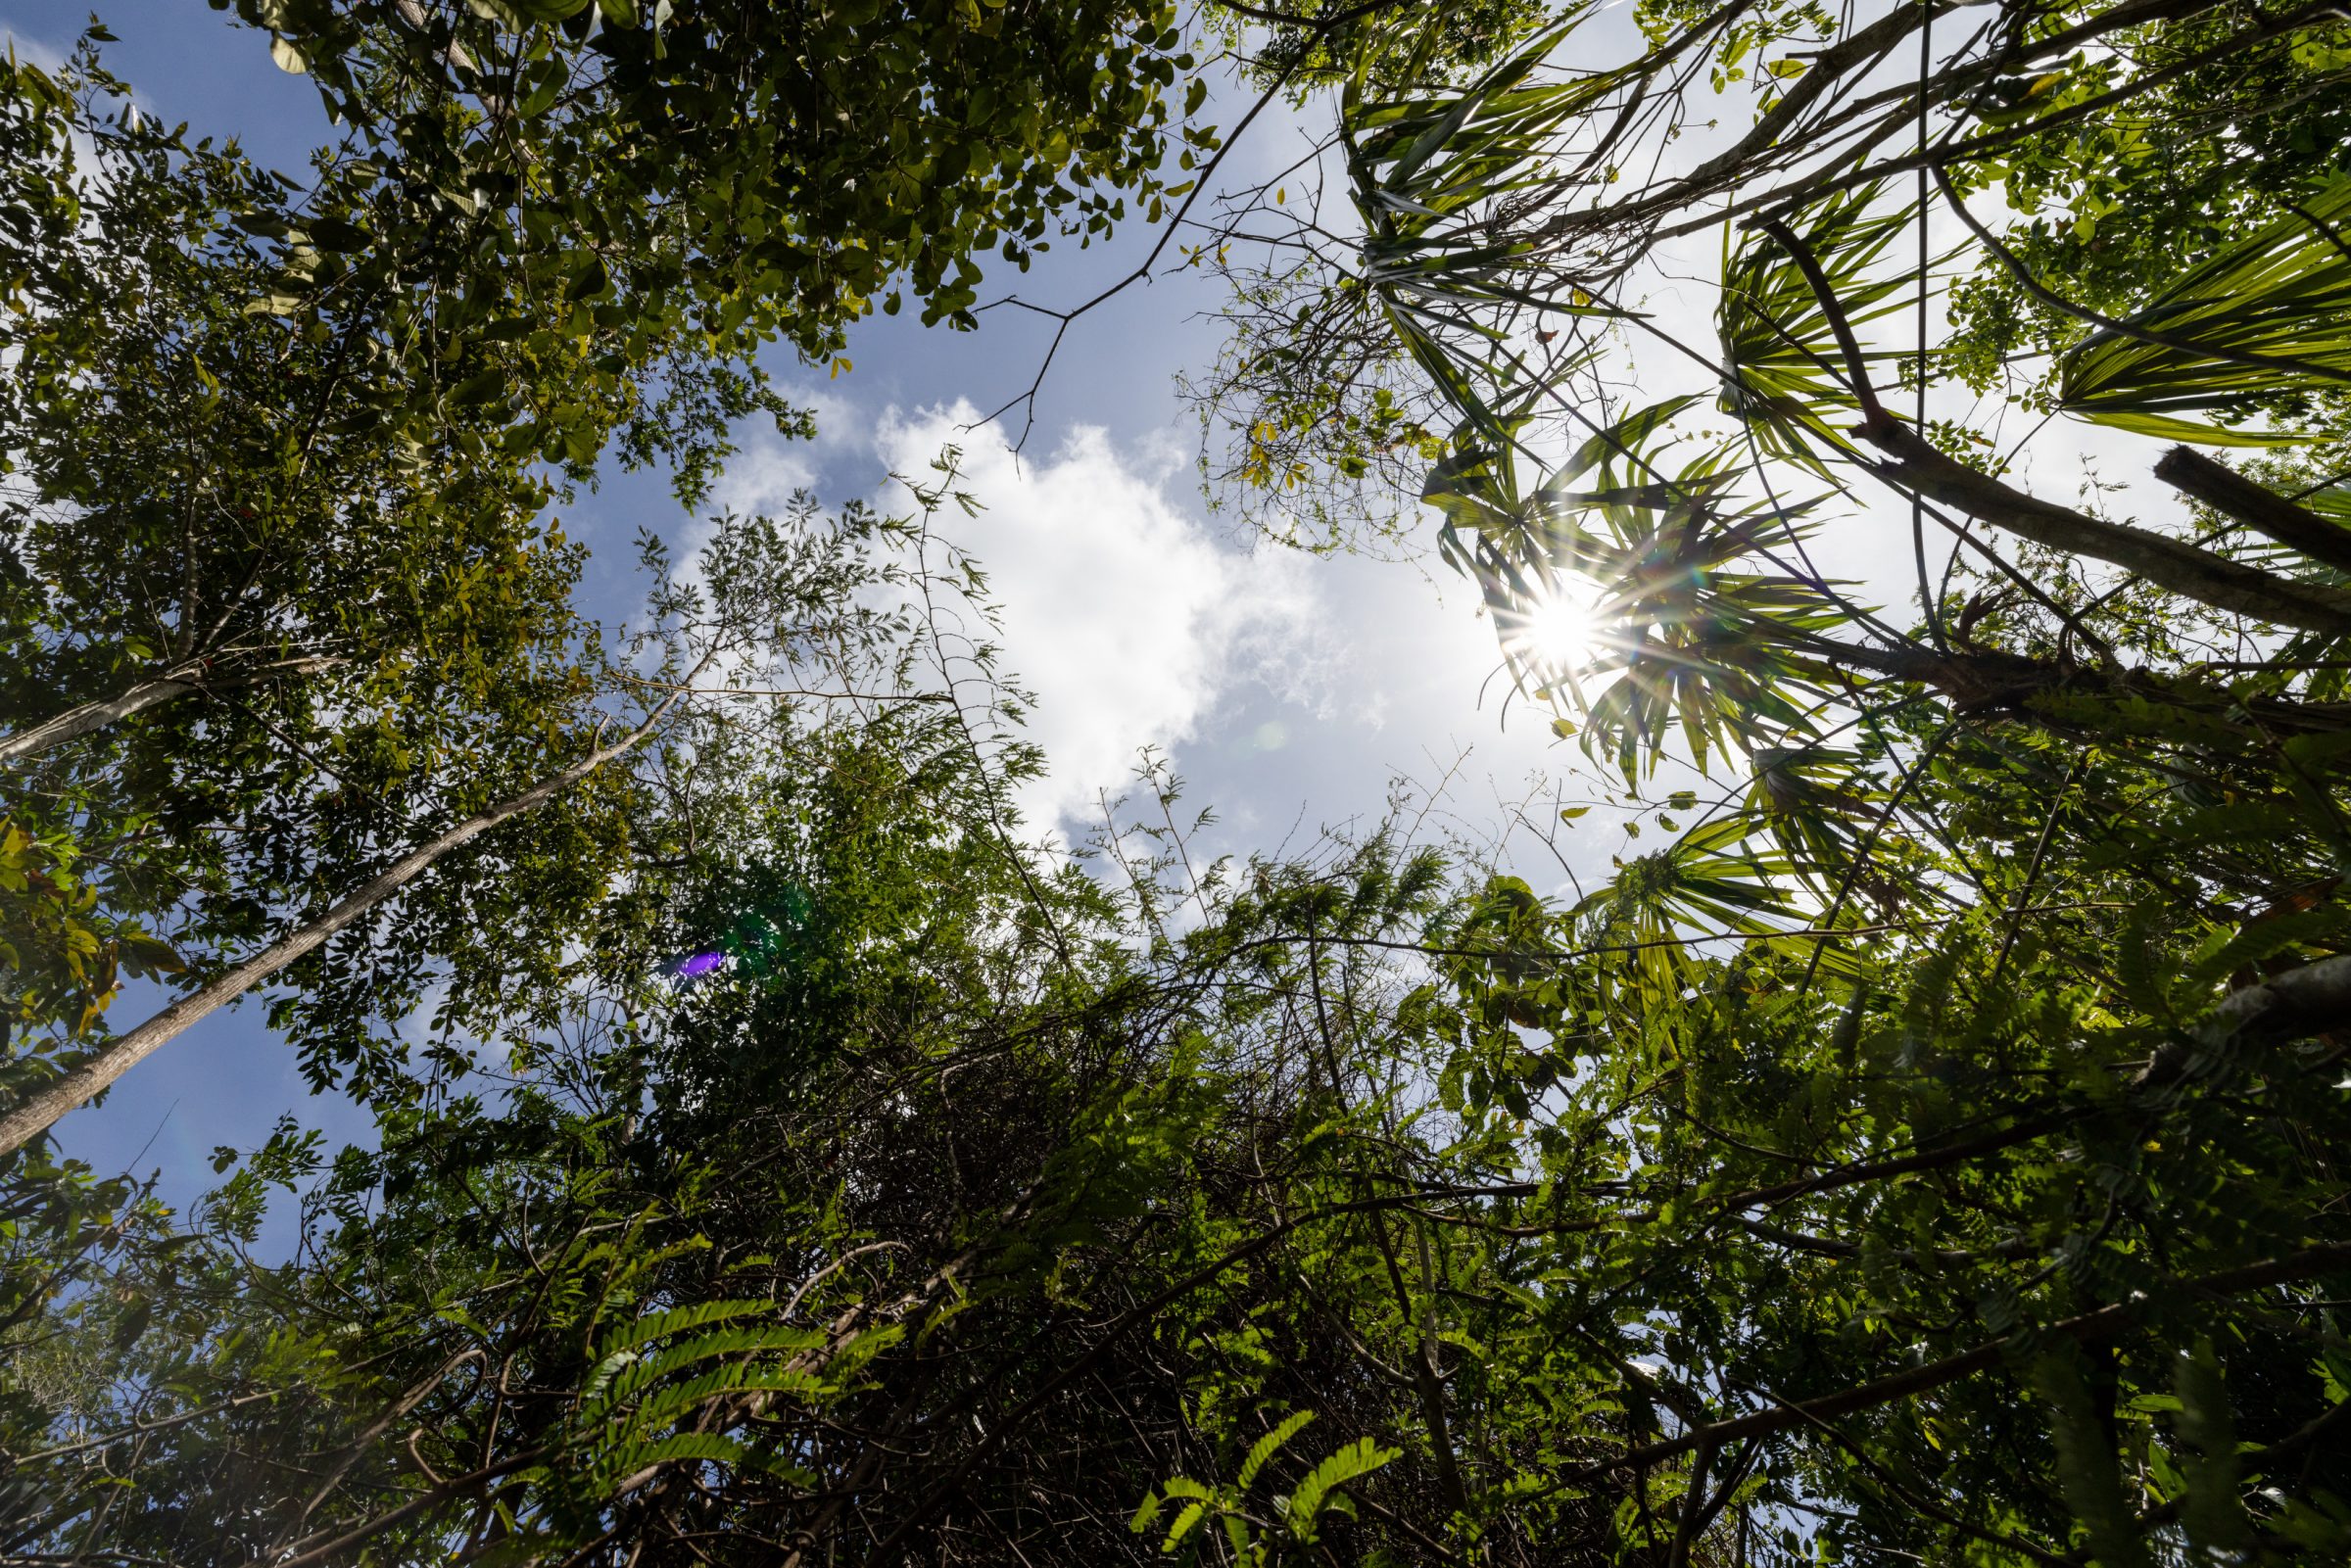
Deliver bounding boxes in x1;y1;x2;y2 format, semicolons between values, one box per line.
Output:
0;690;683;1157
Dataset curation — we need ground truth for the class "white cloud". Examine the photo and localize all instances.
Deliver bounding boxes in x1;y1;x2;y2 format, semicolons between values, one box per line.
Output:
848;402;1331;834
710;440;821;516
693;393;1573;865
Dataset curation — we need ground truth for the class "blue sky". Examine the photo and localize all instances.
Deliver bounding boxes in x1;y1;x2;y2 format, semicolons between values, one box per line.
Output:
7;0;2219;1244
4;1;1586;1227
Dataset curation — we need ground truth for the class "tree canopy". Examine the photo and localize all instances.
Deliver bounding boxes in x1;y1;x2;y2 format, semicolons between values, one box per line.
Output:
7;0;2351;1564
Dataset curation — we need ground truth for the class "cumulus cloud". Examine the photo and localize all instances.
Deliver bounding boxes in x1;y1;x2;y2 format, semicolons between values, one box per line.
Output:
710;440;822;516
852;403;1328;833
711;395;1332;835
648;387;1618;878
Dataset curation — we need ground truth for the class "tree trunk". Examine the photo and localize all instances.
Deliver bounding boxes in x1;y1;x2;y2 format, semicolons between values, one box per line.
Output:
2154;445;2351;576
1861;423;2351;636
0;689;683;1158
0;655;344;767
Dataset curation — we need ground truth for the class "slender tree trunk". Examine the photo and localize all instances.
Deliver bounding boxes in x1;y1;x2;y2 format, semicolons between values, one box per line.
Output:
1864;425;2351;635
0;689;684;1157
0;679;194;766
0;655;344;767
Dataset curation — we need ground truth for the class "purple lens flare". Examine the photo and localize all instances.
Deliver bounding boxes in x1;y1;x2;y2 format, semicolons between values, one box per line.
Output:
673;951;725;978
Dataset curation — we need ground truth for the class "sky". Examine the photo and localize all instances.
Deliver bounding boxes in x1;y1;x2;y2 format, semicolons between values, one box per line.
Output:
3;0;2221;1232
2;1;1585;1223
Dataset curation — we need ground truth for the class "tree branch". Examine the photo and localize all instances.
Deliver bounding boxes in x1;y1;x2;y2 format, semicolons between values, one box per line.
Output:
1757;211;2351;635
1554;1243;2351;1489
2155;445;2351;576
0;655;345;767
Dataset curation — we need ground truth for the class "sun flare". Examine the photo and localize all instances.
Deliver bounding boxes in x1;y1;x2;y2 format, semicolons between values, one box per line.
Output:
1512;592;1596;673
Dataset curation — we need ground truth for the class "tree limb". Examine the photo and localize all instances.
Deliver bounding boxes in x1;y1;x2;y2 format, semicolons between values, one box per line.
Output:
2155;445;2351;577
0;655;345;767
0;668;702;1157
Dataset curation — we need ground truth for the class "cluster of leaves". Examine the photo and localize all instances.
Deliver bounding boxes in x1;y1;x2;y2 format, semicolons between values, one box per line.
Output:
0;3;1229;1545
2;0;1223;1271
228;0;1216;355
34;635;2350;1564
1;481;1667;1561
1;0;1239;1133
1172;0;2351;1558
1202;0;1552;98
1941;0;2351;435
11;0;2351;1564
0;39;677;1203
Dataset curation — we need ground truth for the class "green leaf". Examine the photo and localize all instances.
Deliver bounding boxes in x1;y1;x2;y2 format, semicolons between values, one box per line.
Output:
1236;1409;1315;1490
1162;1499;1210;1551
567;254;610;301
452;366;512;407
1286;1437;1399;1542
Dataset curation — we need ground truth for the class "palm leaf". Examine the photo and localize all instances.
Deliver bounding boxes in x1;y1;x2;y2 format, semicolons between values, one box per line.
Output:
1719;181;1924;473
2059;178;2351;439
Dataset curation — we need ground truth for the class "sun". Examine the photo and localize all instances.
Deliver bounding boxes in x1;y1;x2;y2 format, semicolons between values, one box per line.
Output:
1510;591;1596;674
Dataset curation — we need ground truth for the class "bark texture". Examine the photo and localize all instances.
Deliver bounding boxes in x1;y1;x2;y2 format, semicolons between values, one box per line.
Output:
0;656;344;766
0;691;682;1157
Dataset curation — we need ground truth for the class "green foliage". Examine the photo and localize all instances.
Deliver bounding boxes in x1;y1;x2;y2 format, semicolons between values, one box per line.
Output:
13;1;2351;1564
0;40;617;1091
1719;183;1921;467
1176;0;2351;1560
1130;1412;1401;1562
1207;0;1552;99
2056;177;2351;444
1943;2;2351;441
219;0;1211;355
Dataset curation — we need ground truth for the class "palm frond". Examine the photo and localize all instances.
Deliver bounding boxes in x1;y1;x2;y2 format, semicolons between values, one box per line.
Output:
1719;182;1921;473
2059;178;2351;443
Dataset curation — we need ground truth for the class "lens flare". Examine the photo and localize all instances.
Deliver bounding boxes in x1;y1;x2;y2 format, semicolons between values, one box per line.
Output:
1511;590;1595;674
665;881;817;983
